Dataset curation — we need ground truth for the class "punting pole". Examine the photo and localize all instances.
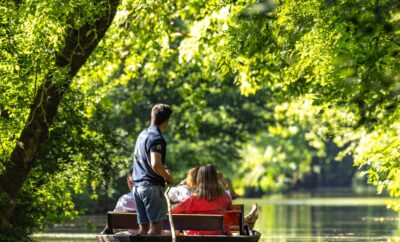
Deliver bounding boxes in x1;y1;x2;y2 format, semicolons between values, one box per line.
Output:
164;187;176;242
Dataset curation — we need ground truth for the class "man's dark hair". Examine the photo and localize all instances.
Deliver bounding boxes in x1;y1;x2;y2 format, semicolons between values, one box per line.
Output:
151;104;172;125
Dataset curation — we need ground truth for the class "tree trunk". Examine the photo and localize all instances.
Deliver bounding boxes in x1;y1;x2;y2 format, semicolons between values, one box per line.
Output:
0;0;120;232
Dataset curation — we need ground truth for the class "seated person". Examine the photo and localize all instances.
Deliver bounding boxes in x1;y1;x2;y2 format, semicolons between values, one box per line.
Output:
100;169;136;234
217;170;239;200
169;166;238;202
216;170;258;229
168;167;199;203
114;170;136;212
170;166;259;232
172;164;232;235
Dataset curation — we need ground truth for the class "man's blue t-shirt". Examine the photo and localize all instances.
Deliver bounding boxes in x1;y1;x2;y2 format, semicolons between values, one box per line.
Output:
132;125;166;187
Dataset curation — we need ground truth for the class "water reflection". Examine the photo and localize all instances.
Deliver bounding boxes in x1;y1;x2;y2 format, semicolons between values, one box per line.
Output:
33;194;400;242
239;194;400;242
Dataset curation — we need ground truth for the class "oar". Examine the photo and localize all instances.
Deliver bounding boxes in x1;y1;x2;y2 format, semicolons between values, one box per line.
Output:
164;187;176;242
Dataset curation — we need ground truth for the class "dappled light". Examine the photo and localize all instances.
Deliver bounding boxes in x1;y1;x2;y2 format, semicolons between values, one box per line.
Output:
0;0;399;241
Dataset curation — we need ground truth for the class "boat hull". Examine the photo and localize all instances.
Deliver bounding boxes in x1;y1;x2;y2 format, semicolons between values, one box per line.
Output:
97;231;261;242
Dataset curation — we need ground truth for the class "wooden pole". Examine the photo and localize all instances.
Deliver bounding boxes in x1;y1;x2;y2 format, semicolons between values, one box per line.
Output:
164;187;176;242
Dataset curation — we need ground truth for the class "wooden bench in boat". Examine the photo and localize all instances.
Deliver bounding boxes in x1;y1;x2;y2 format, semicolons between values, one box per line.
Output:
105;205;246;235
106;213;224;234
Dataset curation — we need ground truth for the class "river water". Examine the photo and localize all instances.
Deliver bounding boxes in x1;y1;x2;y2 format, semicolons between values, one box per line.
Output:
32;192;400;242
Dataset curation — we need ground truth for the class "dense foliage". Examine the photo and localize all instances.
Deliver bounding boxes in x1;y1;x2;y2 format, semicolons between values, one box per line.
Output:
225;0;400;208
0;0;120;240
0;0;399;239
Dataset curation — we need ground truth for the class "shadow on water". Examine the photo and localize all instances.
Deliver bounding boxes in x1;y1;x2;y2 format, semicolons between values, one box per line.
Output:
32;192;400;242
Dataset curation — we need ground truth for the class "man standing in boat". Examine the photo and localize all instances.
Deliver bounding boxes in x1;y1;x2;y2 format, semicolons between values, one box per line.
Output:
132;103;174;235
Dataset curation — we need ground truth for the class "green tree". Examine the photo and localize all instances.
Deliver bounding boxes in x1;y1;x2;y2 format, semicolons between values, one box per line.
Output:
71;0;275;201
2;0;399;239
0;0;120;239
221;0;400;206
1;0;273;238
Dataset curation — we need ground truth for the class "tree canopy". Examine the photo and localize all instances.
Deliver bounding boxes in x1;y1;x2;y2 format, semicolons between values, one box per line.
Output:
0;0;399;240
224;0;400;208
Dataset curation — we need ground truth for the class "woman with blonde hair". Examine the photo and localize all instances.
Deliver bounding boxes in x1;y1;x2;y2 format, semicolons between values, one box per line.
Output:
167;166;199;203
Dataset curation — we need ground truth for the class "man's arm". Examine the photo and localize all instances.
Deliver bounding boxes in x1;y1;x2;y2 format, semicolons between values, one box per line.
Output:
150;152;173;184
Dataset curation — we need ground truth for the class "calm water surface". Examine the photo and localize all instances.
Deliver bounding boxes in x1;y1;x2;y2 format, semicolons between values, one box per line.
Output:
33;193;400;242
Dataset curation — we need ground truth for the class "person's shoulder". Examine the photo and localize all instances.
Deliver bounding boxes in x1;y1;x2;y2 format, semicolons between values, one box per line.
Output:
116;192;133;204
149;128;164;138
137;129;149;141
219;193;232;203
114;192;136;212
121;192;134;199
223;193;233;207
148;133;166;145
182;194;198;203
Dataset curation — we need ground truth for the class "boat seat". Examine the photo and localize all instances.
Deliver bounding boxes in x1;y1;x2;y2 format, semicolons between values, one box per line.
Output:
215;210;244;235
105;212;224;234
105;204;245;235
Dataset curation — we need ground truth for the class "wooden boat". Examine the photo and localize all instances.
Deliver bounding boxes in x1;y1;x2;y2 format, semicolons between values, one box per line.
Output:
97;232;261;242
97;207;261;242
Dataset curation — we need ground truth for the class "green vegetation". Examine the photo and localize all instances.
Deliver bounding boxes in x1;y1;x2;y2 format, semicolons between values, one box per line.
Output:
0;0;399;240
225;0;400;206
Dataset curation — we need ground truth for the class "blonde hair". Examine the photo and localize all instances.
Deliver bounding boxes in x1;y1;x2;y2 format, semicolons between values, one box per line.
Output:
196;164;225;200
186;167;199;189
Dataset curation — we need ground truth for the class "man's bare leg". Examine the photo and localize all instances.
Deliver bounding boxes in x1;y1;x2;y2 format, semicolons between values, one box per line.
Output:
148;221;163;235
138;224;149;235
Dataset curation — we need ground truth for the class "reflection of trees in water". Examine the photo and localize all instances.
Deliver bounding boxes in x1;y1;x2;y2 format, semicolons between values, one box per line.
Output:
242;197;399;241
311;206;317;237
33;199;400;241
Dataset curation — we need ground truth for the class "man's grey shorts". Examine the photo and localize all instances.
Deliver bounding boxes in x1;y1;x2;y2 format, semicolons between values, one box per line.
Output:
133;185;167;224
